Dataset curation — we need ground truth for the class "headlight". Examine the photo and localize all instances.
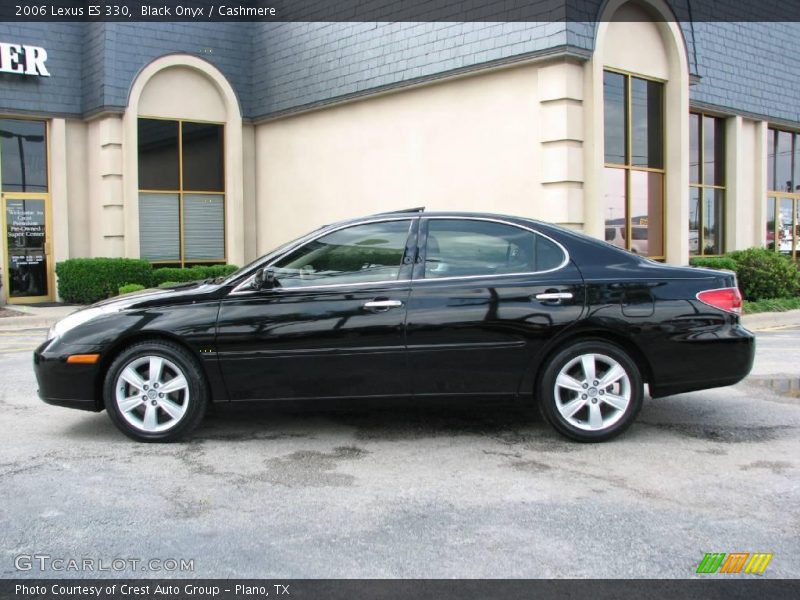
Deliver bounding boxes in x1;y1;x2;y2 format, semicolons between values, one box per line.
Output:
48;305;122;341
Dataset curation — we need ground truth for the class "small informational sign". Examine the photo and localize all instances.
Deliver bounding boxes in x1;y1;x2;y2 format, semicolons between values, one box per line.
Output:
5;198;48;297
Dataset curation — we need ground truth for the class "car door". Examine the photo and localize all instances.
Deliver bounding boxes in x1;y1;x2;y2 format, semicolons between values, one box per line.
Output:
216;217;418;401
406;217;585;396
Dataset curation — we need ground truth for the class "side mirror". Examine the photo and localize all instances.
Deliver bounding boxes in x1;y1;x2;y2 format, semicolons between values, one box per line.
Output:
251;267;279;290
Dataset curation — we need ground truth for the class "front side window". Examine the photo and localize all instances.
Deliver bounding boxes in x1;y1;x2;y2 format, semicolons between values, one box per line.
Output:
766;127;800;262
138;118;225;266
271;220;412;287
422;219;564;279
689;113;726;256
603;70;665;259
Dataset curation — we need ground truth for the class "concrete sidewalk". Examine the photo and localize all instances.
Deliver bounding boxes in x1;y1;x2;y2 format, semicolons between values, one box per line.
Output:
0;304;82;330
1;303;799;332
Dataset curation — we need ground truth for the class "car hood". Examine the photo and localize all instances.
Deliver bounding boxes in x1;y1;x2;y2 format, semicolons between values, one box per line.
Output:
91;281;229;311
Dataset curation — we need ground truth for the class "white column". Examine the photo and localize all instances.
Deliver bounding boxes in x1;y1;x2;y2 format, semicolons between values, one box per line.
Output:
49;118;69;299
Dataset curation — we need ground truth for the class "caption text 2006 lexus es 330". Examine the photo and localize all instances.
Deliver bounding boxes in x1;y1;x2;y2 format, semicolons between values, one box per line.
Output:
34;210;755;442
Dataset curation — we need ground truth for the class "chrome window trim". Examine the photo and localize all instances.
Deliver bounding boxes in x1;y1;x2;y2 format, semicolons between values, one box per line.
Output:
230;217;415;295
230;215;570;295
416;216;570;282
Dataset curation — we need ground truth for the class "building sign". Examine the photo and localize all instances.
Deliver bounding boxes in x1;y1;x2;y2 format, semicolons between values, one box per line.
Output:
0;43;49;77
5;198;48;298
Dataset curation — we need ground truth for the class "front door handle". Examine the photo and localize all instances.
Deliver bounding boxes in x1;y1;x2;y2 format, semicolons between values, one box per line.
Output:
534;292;573;301
363;299;404;311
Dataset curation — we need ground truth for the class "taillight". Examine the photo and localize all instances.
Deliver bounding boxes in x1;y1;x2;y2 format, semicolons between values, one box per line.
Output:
696;287;743;315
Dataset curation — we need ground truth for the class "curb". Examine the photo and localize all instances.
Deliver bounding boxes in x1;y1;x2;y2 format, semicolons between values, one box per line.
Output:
741;309;800;332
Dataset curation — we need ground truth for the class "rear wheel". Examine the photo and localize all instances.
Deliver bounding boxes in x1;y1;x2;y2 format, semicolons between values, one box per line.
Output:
103;340;207;442
538;340;643;442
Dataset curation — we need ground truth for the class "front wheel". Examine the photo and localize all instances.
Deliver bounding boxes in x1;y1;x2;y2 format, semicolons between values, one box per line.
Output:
538;340;643;442
104;340;207;442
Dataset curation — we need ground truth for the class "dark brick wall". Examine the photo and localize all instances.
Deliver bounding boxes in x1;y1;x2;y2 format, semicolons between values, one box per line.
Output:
0;22;84;115
0;17;799;128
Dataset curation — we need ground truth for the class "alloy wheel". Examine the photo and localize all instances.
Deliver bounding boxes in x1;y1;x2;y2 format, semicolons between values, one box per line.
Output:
553;353;631;432
114;355;190;433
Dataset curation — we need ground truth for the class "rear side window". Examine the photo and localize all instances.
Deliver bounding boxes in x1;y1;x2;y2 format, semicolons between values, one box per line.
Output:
271;220;412;287
422;219;565;279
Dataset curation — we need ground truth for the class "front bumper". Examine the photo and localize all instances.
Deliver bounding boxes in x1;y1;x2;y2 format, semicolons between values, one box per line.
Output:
33;339;104;412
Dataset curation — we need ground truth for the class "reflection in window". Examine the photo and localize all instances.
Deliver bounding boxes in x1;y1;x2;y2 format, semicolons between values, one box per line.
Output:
603;71;626;165
603;71;664;258
0;119;48;193
272;220;411;287
631;78;663;168
766;128;800;262
138;118;225;265
689;113;726;256
423;219;564;278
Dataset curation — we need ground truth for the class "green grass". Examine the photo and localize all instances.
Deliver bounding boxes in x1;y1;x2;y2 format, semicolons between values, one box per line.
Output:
743;297;800;314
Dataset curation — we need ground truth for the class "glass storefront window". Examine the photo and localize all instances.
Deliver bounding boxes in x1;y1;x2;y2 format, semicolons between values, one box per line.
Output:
603;71;627;165
0;119;48;193
138;119;179;191
603;70;665;258
138;118;225;266
689;113;726;256
767;127;800;262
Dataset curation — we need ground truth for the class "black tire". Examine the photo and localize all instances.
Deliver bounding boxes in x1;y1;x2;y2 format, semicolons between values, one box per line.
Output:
103;340;207;442
538;340;643;442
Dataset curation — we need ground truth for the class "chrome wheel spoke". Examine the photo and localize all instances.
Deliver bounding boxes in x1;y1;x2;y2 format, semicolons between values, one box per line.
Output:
120;367;146;391
142;404;158;430
588;403;603;429
603;393;629;411
158;397;184;420
599;364;626;388
561;397;586;418
556;373;584;393
149;356;164;385
160;375;188;395
581;355;596;382
118;396;141;413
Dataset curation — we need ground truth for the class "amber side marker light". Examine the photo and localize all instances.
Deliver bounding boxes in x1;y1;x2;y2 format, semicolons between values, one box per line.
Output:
66;354;100;364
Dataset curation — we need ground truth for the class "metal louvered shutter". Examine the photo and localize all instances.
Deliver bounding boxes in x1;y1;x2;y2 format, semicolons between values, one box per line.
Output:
183;194;224;260
139;193;179;261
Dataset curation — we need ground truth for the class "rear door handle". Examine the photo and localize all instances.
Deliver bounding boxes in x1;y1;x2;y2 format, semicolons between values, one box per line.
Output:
534;292;573;301
363;299;404;311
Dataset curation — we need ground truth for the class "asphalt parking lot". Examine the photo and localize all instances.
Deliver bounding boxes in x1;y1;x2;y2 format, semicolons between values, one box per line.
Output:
0;327;798;578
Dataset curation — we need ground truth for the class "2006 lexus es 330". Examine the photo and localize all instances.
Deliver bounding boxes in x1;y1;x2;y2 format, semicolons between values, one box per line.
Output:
34;210;755;442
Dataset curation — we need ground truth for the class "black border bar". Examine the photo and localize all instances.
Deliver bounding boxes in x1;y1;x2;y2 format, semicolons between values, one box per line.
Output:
0;0;797;22
2;579;800;600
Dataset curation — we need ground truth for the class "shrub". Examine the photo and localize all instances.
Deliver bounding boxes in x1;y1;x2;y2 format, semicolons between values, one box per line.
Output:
56;258;153;304
119;283;146;295
151;264;238;285
158;281;181;288
689;256;738;272
727;248;800;301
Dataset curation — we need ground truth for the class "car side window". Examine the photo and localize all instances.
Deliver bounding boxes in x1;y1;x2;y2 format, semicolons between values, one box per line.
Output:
271;220;412;288
423;219;564;279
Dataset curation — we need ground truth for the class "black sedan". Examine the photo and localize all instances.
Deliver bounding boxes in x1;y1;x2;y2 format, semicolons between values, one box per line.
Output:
34;210;755;442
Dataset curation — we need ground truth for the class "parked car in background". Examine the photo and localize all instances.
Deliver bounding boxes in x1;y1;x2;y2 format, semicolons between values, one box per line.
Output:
605;225;649;255
35;210;754;443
